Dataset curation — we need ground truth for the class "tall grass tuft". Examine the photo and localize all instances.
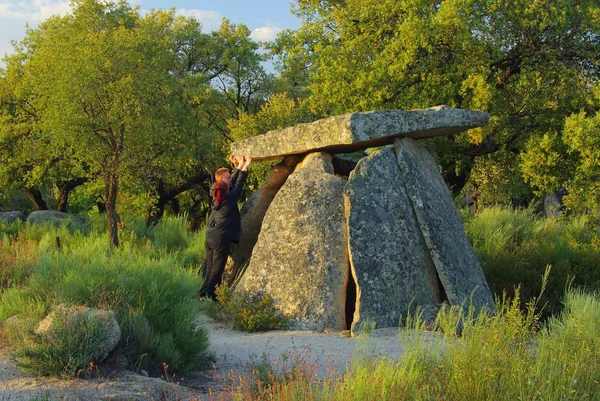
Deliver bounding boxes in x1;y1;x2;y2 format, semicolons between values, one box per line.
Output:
12;306;112;378
462;206;600;315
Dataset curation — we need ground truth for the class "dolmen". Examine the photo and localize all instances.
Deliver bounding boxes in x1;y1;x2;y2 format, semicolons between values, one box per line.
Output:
229;105;495;335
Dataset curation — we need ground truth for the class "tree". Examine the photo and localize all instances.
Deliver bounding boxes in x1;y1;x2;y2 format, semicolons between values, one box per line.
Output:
273;0;600;206
0;50;89;212
521;89;600;217
8;0;200;245
141;17;281;226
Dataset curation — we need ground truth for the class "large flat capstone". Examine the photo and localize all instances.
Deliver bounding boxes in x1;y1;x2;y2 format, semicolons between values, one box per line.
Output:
231;106;489;161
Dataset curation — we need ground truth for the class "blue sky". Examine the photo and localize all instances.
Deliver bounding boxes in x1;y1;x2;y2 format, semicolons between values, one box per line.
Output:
0;0;301;63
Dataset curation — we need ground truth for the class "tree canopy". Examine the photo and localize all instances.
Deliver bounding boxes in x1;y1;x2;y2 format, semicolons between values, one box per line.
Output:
272;0;600;207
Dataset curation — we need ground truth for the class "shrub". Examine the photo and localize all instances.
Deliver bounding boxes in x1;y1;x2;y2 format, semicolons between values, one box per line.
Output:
215;284;289;332
12;306;111;378
0;216;211;376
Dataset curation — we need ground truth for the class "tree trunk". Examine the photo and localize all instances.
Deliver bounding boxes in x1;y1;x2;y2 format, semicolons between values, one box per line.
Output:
146;197;168;227
22;187;48;210
56;178;88;213
104;172;120;247
146;179;167;228
169;197;180;215
442;168;468;197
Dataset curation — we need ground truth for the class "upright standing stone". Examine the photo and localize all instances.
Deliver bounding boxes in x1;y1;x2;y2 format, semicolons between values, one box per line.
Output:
238;153;348;330
294;152;335;174
226;155;301;286
345;147;442;334
394;138;495;312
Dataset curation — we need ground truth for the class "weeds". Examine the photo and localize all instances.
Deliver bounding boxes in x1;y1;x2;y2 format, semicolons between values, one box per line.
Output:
212;288;600;400
13;306;112;378
462;206;600;315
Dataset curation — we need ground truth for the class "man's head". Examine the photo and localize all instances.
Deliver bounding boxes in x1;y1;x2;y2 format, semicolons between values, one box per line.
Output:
215;168;231;185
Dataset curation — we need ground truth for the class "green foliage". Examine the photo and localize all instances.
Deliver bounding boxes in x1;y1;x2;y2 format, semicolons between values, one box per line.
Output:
462;206;600;315
215;284;289;332
0;216;211;376
197;297;220;320
523;109;600;218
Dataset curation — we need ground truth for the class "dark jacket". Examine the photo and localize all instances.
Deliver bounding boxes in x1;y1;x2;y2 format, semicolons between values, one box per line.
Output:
206;168;248;243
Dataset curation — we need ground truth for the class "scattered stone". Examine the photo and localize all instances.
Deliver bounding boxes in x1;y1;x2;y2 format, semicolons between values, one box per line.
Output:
27;210;90;230
239;154;348;331
543;189;568;218
344;147;442;335
393;138;495;313
0;211;26;224
231;106;489;161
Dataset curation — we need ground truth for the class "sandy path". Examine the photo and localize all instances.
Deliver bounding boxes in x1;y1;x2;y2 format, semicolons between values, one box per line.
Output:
0;317;441;400
205;318;407;377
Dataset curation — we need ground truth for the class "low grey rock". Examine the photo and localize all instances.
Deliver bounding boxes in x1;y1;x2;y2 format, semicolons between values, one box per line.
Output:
239;158;348;331
231;106;490;161
27;210;90;230
345;147;442;335
543;189;567;218
394;138;495;313
36;304;121;363
0;211;26;224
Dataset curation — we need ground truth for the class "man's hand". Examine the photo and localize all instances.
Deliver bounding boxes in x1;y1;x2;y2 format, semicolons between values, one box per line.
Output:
228;155;237;166
236;154;245;170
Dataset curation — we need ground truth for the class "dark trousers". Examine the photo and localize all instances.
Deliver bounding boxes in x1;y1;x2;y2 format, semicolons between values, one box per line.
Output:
200;237;231;300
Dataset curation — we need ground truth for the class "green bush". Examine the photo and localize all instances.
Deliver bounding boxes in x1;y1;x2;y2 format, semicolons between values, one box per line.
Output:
215;284;289;332
0;216;211;376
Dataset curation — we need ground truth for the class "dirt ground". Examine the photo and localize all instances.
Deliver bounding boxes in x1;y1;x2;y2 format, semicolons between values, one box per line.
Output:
0;316;441;400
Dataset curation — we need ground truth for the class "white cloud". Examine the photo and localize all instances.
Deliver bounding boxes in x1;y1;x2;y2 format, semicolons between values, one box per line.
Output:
0;0;72;62
175;9;222;32
250;26;282;42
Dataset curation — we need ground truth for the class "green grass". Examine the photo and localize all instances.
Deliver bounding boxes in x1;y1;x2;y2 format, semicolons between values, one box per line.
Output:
461;206;600;315
0;215;211;376
217;288;600;400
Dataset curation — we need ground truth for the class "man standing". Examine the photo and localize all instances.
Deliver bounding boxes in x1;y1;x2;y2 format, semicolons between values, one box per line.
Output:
200;154;252;299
